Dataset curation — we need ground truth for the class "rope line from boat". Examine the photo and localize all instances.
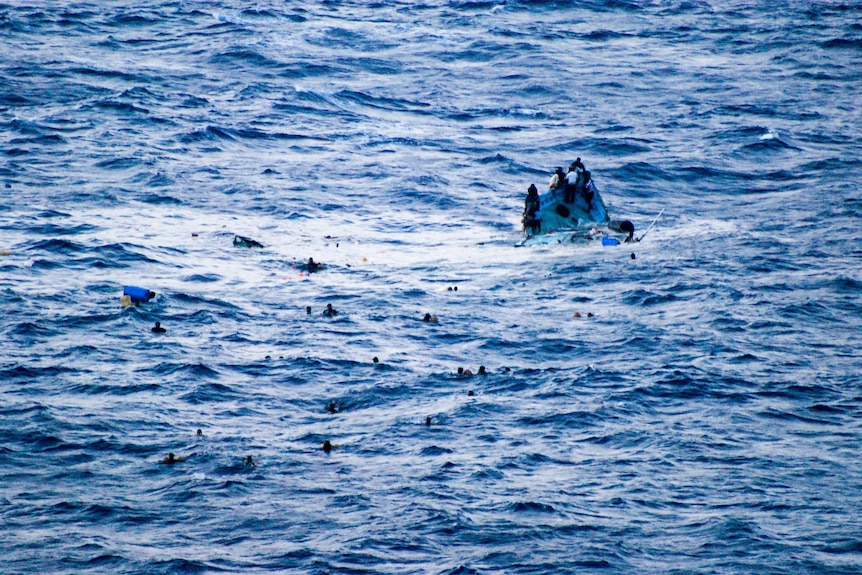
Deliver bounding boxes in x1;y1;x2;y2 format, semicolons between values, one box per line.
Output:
635;208;665;242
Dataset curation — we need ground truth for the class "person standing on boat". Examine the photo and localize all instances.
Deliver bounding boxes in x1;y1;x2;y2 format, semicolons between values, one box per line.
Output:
571;157;585;173
549;167;566;190
582;170;595;207
523;184;541;234
564;158;587;203
564;164;579;203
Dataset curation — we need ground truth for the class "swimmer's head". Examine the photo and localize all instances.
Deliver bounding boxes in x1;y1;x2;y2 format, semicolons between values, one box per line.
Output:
457;367;464;375
306;306;311;314
196;429;202;436
372;356;379;364
322;440;332;452
424;313;431;322
468;390;475;396
425;416;431;426
478;366;486;375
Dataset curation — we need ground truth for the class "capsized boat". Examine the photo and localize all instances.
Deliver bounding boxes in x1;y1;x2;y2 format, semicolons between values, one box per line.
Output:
519;171;634;246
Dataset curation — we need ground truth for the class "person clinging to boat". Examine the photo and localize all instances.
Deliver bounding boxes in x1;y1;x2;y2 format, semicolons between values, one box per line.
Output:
522;184;541;234
582;170;595;206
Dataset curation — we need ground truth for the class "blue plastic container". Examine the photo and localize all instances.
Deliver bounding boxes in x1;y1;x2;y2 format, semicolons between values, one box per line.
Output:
601;237;620;246
123;285;155;303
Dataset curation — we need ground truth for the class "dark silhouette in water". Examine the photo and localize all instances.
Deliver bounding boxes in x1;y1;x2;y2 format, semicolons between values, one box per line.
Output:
322;440;333;453
306;257;324;272
162;452;183;464
233;235;263;248
151;321;166;333
610;220;636;243
323;303;338;317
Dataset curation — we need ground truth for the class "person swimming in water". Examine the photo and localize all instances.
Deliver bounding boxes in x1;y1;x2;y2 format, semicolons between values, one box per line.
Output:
162;452;184;464
322;440;333;453
245;455;256;466
478;366;486;375
306;257;324;272
323;303;337;317
152;321;166;333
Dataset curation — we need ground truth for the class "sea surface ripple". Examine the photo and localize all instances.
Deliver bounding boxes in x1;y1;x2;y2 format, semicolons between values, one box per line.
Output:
1;1;861;574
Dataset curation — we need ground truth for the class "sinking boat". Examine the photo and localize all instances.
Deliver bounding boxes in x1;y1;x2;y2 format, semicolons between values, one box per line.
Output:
519;171;634;246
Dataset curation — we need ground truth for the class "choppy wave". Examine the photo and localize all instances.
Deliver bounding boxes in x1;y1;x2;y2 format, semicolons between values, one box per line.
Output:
1;1;861;574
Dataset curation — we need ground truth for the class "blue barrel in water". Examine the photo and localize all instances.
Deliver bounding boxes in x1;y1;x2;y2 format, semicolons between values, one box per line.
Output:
123;285;155;303
601;237;620;246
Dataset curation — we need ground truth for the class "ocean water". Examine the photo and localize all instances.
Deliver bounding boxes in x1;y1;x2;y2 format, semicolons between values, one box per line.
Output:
2;1;861;573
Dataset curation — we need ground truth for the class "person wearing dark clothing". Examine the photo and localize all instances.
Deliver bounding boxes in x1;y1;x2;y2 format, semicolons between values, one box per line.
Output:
523;184;541;234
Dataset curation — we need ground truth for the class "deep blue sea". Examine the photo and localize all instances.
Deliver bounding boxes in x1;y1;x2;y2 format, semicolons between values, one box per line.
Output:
2;1;861;574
